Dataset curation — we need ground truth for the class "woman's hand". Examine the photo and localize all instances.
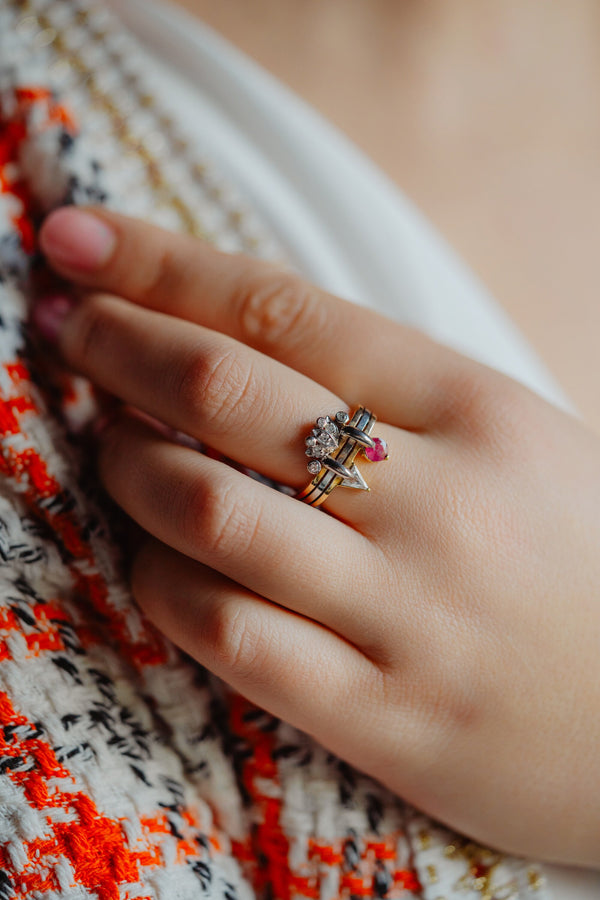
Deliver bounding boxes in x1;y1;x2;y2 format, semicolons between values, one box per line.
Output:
36;207;600;867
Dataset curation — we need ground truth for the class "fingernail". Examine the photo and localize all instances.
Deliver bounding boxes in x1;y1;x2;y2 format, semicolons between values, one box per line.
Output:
40;207;116;270
31;294;75;342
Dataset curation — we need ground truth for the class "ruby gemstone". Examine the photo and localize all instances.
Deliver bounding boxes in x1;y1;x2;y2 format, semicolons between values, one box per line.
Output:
365;437;388;462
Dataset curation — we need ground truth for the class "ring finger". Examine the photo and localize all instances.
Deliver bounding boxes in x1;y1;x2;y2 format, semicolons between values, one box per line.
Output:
49;291;402;520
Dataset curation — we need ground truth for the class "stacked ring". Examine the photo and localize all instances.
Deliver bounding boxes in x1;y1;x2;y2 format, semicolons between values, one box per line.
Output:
297;406;388;508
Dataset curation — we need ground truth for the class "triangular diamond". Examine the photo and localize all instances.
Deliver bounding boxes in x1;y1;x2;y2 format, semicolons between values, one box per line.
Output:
340;464;369;491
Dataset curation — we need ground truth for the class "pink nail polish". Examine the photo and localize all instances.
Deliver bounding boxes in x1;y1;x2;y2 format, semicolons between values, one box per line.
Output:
40;208;116;270
31;295;75;342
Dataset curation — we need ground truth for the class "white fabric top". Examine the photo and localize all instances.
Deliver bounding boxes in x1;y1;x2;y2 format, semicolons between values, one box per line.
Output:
106;1;599;895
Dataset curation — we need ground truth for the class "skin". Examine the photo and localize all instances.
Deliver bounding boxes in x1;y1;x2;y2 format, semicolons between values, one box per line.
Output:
170;0;600;433
35;206;600;866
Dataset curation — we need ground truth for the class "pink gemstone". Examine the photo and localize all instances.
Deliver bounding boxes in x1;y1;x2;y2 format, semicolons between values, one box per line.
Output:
365;437;388;462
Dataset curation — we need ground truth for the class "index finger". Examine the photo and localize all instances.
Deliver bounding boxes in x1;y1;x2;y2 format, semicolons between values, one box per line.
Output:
39;206;472;427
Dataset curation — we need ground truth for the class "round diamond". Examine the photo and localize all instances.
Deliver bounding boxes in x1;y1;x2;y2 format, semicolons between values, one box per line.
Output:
305;435;317;447
317;416;329;429
307;460;322;475
365;437;388;462
317;431;335;446
336;411;349;425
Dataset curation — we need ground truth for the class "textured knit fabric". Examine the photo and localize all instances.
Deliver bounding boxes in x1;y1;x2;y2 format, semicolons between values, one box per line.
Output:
0;2;553;898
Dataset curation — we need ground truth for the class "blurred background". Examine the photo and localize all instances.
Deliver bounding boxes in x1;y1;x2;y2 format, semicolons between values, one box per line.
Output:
170;0;600;432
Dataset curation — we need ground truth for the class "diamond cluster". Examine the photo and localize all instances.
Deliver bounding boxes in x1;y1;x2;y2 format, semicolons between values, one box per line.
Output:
305;411;349;475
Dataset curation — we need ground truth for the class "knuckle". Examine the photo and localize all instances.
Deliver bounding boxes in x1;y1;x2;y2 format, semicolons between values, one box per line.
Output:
436;366;499;435
235;270;328;351
174;346;258;435
439;365;528;451
208;599;266;677
378;651;483;776
185;474;260;563
135;244;183;306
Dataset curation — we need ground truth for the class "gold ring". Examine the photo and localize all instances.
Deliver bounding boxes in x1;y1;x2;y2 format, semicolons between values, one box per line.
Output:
297;407;388;508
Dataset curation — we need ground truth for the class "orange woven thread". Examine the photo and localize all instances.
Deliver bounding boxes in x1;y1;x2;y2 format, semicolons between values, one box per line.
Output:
229;695;423;899
0;692;135;899
0;692;223;898
308;842;344;867
0;85;166;667
365;840;397;861
0;355;168;667
230;694;293;900
394;869;422;893
0;85;75;254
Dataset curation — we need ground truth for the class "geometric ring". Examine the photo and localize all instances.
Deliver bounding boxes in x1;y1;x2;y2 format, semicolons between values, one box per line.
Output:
296;406;388;508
